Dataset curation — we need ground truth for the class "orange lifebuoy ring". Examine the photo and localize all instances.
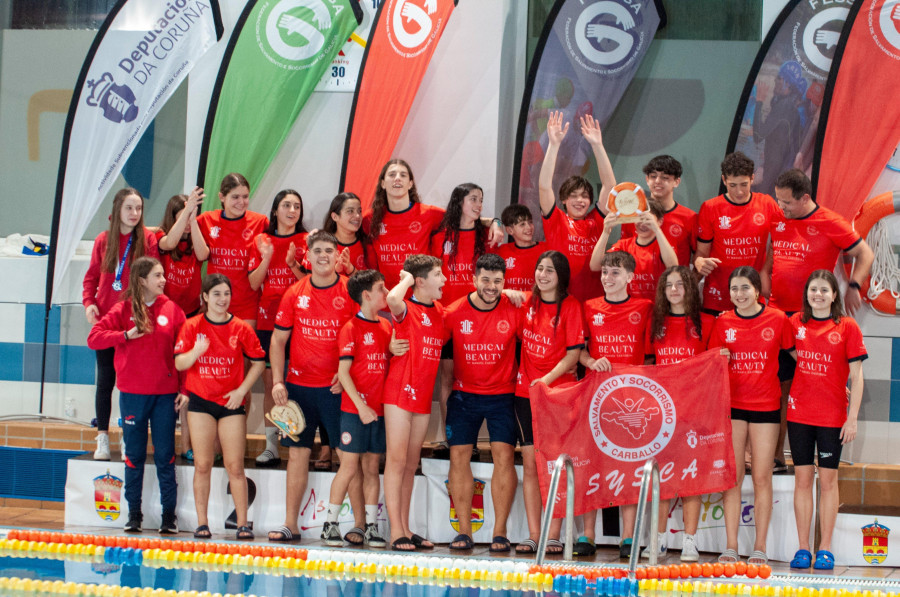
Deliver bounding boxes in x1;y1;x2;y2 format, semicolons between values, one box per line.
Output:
607;182;647;220
845;191;900;315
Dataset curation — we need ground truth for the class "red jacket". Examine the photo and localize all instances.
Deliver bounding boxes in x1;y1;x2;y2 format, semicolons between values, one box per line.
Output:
82;228;159;317
87;295;186;395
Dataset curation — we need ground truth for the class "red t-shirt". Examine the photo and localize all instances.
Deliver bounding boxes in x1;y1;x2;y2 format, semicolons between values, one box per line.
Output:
155;230;202;316
696;193;778;312
383;298;445;414
516;294;584;398
610;237;666;301
769;205;861;313
174;314;264;406
788;314;867;427
248;231;307;331
582;296;653;365
621;202;697;266
197;210;269;320
650;313;715;365
496;241;547;292
443;294;520;395
274;275;356;387
542;206;604;302
82;229;160;317
709;306;793;411
338;314;393;416
338;238;373;274
363;203;445;288
429;228;488;305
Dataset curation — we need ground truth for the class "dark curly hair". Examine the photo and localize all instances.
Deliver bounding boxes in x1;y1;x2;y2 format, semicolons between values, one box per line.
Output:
651;265;703;340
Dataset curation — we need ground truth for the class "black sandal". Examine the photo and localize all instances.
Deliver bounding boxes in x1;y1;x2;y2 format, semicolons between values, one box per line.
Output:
236;525;254;540
490;535;511;553
391;536;416;551
449;533;474;550
410;533;434;549
193;525;211;539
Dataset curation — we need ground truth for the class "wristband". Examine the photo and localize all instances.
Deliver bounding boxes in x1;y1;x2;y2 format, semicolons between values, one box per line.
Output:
124;331;129;342
849;281;861;290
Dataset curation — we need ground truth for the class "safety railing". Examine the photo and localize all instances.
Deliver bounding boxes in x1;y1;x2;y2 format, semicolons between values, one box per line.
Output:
629;458;661;576
535;453;575;563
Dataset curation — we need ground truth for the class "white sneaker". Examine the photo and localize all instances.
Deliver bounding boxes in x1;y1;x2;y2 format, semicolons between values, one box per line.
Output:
641;532;667;559
94;434;111;461
680;533;700;562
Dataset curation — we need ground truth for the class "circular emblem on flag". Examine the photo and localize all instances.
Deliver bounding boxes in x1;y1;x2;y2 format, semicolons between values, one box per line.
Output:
497;320;510;334
668;223;683;238
589;374;676;462
257;0;342;70
870;0;900;59
229;335;239;349
761;327;775;342
341;431;352;445
386;0;440;58
793;5;849;78
333;296;346;310
753;212;766;226
409;221;422;234
828;331;842;345
629;311;642;325
156;315;169;327
242;228;253;240
569;0;649;75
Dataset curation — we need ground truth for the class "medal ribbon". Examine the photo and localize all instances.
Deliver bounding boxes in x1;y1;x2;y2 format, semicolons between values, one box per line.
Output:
113;234;134;290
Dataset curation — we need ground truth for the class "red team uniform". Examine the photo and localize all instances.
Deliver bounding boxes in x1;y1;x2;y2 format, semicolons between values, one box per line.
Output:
496;242;547;292
769;206;861;313
155;230;202;316
337;315;393;416
384;299;445;414
248;231;307;331
338;238;372;273
363;203;444;288
516;295;584;398
275;277;356;387
709;307;793;411
621;203;698;266
443;295;520;395
542;206;604;302
788;314;867;428
174;314;265;406
83;229;160;317
582;296;653;365
197;210;268;320
650;313;715;366
609;237;667;301
429;229;485;305
697;193;778;312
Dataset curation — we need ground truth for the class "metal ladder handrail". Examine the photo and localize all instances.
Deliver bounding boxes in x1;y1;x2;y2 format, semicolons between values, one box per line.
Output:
629;458;661;577
535;453;575;563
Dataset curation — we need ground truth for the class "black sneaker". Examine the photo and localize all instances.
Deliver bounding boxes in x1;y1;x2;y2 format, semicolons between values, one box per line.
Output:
124;511;142;533
160;512;178;534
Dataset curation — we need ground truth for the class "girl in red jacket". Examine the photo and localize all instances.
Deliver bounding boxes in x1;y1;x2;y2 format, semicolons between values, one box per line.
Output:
82;188;159;461
87;257;186;534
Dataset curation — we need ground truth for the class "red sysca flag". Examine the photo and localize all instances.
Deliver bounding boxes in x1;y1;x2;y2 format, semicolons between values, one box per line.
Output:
340;0;457;208
531;349;735;516
814;0;900;220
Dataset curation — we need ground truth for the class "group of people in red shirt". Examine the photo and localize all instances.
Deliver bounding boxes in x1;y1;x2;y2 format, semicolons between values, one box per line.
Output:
81;111;872;569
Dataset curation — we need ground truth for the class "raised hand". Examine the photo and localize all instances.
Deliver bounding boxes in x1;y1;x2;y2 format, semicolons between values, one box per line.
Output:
580;114;604;146
546;110;570;147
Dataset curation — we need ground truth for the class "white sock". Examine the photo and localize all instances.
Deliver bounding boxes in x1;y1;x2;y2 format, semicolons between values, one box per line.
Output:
265;427;279;451
326;503;341;523
365;505;377;525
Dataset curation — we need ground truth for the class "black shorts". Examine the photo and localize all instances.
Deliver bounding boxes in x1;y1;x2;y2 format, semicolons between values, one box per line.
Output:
256;329;273;364
441;340;453;361
282;383;342;450
787;421;842;469
187;393;246;420
445;391;517;446
514;396;534;447
777;348;797;382
731;407;781;424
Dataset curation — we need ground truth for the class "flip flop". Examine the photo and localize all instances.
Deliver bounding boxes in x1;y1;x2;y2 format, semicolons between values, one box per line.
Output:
391;536;416;551
791;549;812;569
267;525;299;543
515;539;538;554
814;550;835;570
193;525;211;539
545;538;564;554
748;550;768;565
489;536;511;553
236;525;254;540
344;527;365;546
449;533;474;550
314;459;332;471
718;548;739;563
410;534;434;549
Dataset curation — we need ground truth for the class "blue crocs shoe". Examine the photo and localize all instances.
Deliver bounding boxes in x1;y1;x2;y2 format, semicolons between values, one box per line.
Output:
790;549;812;568
814;550;835;570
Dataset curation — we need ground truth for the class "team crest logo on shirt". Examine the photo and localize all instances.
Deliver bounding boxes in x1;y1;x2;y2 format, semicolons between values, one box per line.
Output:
807;225;819;236
333;296;346;310
753;212;766;226
242;228;253;240
497;320;510;334
409;221;422;234
776;222;787;232
526;308;535;322
593;313;605;326
797;326;807;340
725;328;737;343
443;241;454;255
175;339;185;352
156;315;169;327
298;296;311;309
788;395;796;410
363;332;374;345
862;520;890;565
629;311;642;325
686;430;698;449
229;335;239;349
209;226;221;239
761;327;775;341
708;285;722;298
343;341;355;352
828;331;842;345
404;384;417;400
551;316;561;327
589;374;676;462
505;257;516;269
690;326;700;340
379;224;387;235
421;313;432;327
459;320;474;335
718;216;732;230
669;223;683;237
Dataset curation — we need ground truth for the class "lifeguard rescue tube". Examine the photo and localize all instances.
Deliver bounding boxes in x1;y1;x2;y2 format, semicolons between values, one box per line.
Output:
846;191;900;315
